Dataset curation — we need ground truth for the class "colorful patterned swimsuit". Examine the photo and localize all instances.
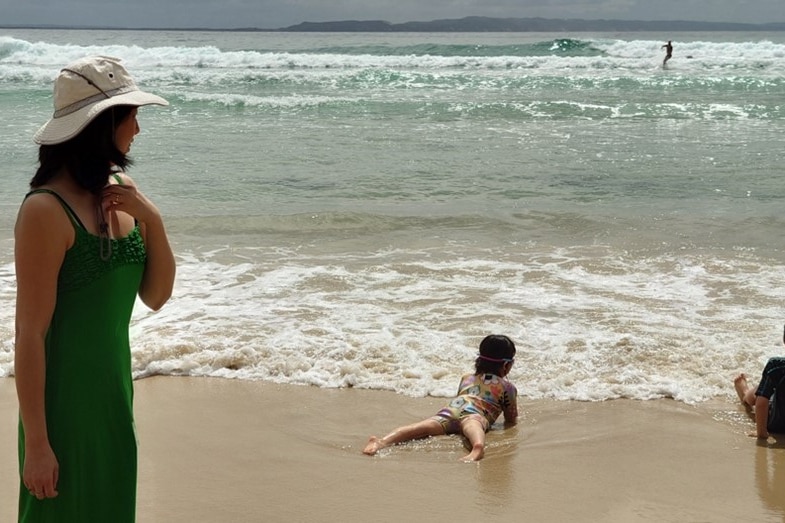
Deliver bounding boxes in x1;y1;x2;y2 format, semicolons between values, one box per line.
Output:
431;373;518;433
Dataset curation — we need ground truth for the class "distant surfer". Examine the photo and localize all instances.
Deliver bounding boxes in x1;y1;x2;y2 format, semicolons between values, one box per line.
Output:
661;40;673;68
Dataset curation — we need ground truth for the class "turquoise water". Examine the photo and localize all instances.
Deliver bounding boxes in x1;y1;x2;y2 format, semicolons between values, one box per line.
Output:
1;29;784;403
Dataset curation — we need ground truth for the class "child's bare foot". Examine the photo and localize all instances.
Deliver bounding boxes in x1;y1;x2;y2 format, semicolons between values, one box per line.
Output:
363;436;386;455
460;443;485;462
734;373;748;399
734;373;755;407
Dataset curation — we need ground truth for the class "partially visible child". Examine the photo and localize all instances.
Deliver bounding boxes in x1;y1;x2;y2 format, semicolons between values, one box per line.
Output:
734;357;785;439
734;326;785;440
363;334;518;461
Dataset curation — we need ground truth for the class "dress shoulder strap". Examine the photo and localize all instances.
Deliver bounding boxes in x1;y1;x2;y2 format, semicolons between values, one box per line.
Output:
25;188;87;230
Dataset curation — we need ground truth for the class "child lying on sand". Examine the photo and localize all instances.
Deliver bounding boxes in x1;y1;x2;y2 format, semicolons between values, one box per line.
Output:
363;334;518;461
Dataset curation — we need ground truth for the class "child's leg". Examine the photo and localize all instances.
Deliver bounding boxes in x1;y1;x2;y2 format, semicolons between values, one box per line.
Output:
734;373;757;408
363;418;445;455
459;416;487;462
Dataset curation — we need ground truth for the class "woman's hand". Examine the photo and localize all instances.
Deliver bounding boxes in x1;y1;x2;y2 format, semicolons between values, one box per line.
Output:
100;173;176;310
23;443;59;499
100;181;161;225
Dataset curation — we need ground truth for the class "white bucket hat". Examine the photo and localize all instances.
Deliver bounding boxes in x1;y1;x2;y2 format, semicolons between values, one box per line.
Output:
34;55;169;145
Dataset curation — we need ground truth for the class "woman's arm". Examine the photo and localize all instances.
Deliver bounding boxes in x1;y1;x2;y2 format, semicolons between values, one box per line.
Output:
103;174;175;310
137;209;176;310
14;195;72;498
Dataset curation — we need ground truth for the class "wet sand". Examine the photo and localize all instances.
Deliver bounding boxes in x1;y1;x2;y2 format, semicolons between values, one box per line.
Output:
1;376;784;522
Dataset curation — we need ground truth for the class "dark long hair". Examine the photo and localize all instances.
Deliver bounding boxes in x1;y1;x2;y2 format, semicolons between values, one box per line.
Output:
474;334;516;375
31;105;135;193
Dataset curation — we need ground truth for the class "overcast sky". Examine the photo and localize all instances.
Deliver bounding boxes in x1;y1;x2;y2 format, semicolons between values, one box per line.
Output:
1;0;782;29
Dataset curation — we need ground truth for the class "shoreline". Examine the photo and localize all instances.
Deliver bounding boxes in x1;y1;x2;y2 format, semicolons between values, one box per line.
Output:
2;376;784;521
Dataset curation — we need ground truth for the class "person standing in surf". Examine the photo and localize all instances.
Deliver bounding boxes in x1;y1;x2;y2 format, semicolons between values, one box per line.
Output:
363;334;518;461
662;40;673;67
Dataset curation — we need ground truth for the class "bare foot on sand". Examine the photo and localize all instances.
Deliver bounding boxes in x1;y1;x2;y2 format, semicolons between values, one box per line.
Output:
363;436;386;455
734;373;749;402
734;373;756;408
460;443;484;462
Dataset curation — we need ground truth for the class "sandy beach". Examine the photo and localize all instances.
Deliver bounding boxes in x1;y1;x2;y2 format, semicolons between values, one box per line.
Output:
1;376;784;522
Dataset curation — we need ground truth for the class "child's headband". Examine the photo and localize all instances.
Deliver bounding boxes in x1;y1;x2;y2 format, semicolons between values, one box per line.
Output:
477;354;514;363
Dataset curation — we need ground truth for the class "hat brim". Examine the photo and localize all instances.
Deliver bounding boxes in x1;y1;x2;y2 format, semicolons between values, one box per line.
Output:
34;90;169;145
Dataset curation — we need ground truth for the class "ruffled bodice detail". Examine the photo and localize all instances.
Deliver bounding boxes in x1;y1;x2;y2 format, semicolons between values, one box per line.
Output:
59;226;147;293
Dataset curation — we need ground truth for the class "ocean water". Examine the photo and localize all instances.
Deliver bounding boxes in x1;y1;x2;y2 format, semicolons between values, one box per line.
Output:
1;29;784;403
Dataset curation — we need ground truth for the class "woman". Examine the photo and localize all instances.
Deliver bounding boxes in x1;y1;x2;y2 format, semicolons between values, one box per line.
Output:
14;56;176;521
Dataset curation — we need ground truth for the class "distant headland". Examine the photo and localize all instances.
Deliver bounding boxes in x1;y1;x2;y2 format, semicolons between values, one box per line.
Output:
3;16;784;32
276;16;785;32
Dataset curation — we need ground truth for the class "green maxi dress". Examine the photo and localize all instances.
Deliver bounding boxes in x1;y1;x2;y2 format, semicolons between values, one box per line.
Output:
18;189;147;522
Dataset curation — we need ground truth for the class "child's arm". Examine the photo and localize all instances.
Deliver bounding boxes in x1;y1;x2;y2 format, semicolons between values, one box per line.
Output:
502;386;518;426
503;404;518;426
754;396;769;439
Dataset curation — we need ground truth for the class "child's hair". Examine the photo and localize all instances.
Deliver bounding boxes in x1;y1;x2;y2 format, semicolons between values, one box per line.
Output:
474;334;516;374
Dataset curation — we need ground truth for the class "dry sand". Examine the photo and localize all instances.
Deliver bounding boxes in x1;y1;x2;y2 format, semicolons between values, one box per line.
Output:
2;376;785;522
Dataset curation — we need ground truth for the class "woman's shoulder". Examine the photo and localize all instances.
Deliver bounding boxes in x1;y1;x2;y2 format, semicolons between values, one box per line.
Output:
20;188;66;214
16;190;75;244
18;183;85;235
110;171;137;187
